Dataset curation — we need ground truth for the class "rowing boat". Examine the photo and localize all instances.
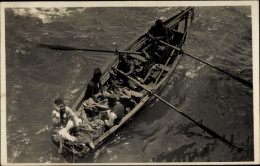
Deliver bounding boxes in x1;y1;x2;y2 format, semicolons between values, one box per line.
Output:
52;7;194;158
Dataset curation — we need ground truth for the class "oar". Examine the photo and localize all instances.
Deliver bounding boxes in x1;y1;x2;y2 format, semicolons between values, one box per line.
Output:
114;67;243;151
37;44;142;55
159;40;253;89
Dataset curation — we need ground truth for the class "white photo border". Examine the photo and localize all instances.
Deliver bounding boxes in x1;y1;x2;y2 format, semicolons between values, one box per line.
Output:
1;1;259;165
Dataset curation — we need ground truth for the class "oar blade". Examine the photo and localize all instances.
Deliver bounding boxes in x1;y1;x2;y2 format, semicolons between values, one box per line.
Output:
37;44;78;51
37;44;142;55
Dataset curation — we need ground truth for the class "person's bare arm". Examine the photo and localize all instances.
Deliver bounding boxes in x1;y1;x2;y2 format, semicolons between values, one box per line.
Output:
66;107;79;126
124;62;135;76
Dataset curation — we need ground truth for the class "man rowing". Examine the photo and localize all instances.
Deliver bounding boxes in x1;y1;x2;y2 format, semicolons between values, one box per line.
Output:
147;19;169;43
146;19;170;62
110;53;136;89
136;19;172;84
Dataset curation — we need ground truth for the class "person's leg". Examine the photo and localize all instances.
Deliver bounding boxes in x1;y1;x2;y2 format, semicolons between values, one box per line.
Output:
80;123;96;132
64;120;74;131
57;127;77;142
64;118;82;132
89;141;95;149
102;91;111;98
127;80;136;89
129;90;143;98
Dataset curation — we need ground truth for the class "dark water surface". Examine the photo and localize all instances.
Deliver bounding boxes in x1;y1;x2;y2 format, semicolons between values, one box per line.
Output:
5;7;253;163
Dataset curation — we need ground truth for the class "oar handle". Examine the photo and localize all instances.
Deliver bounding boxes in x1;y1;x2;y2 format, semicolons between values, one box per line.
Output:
147;36;181;51
159;40;181;51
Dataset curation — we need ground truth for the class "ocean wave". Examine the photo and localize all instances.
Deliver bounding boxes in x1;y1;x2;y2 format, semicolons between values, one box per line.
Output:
8;126;31;162
11;8;86;24
156;7;174;13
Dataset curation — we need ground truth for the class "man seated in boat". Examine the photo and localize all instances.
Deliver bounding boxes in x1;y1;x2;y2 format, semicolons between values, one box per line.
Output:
52;98;86;145
82;96;109;119
143;40;168;63
83;68;110;117
104;94;125;129
137;40;168;84
105;82;143;113
83;68;104;102
56;113;105;150
58;95;124;149
53;98;106;150
146;19;171;58
147;19;170;43
111;53;136;89
52;98;81;128
101;53;144;110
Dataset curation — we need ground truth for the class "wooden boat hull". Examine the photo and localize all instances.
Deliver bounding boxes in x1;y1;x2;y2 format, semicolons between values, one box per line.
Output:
52;7;194;158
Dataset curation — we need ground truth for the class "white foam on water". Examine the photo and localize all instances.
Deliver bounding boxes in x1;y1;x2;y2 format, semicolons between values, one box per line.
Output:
11;8;86;24
70;88;80;94
157;7;173;13
205;54;214;62
11;149;21;161
8;126;32;162
185;71;196;79
106;148;112;154
35;124;51;135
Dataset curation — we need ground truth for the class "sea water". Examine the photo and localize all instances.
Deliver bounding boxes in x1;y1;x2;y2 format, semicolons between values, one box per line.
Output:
5;7;253;163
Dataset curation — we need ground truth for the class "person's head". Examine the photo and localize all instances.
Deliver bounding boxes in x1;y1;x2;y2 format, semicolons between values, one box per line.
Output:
155;19;163;28
108;94;117;107
99;111;108;121
93;68;102;81
54;98;65;111
119;53;128;63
